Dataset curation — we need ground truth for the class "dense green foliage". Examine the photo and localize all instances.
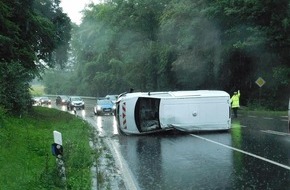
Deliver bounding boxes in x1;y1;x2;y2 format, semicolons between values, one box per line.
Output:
0;107;92;189
0;0;71;114
43;0;288;109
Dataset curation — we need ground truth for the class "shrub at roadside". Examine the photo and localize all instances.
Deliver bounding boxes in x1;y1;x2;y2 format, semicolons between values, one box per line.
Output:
0;107;93;189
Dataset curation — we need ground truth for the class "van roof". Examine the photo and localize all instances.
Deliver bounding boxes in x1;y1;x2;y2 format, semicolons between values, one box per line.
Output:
122;90;229;99
169;90;229;97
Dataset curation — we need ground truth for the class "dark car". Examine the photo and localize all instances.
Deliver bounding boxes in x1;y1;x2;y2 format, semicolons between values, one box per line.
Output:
39;96;51;105
67;96;85;110
94;99;116;116
56;95;69;105
32;96;42;106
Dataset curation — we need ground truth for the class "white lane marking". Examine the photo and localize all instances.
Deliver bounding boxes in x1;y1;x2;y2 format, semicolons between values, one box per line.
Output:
261;130;290;136
87;115;139;189
231;125;247;128
190;134;290;171
106;139;140;190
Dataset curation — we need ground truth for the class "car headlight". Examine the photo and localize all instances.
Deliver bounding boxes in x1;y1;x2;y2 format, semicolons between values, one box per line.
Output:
97;105;102;110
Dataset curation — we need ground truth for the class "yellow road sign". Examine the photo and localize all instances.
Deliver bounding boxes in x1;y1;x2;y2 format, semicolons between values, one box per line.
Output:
255;77;266;87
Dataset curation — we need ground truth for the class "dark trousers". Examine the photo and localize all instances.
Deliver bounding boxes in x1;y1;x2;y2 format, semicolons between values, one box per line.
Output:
232;107;238;118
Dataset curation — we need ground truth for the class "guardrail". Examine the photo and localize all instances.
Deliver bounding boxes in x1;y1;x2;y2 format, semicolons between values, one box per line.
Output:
44;95;97;100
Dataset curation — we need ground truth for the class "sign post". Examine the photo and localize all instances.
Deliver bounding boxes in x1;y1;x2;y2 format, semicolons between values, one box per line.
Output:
255;77;266;105
52;131;66;188
53;131;63;146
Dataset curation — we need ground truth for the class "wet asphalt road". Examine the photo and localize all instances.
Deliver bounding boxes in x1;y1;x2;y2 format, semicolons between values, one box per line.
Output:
111;117;290;190
51;97;290;190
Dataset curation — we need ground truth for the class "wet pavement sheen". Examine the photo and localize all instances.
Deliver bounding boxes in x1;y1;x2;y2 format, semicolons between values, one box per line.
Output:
113;115;290;190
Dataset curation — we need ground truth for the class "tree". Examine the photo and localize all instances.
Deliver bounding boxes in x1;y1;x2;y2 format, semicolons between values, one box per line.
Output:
46;0;289;109
159;0;223;89
205;0;290;108
70;0;172;95
0;0;71;114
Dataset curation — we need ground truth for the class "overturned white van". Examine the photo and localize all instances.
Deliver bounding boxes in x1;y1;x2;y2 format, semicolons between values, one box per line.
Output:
116;90;231;135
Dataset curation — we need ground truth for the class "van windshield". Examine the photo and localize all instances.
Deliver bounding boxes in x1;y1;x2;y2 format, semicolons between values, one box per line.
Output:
135;97;161;132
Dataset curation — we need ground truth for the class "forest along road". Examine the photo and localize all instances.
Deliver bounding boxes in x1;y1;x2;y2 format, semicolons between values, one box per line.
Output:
53;98;290;190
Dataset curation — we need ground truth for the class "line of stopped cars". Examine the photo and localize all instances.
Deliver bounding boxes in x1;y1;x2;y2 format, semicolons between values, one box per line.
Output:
32;96;52;106
56;95;85;110
36;95;117;115
33;95;86;110
54;95;117;115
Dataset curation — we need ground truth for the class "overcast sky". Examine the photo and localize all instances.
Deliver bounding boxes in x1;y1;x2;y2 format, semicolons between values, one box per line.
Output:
60;0;100;25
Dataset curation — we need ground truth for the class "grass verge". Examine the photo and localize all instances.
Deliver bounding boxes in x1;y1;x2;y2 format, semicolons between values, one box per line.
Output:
0;106;94;190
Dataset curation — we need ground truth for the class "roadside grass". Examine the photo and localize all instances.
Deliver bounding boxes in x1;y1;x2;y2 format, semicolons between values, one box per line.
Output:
0;107;95;190
30;84;45;96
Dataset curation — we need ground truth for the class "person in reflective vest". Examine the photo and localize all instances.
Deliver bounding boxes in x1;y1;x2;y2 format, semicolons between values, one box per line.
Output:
230;90;240;118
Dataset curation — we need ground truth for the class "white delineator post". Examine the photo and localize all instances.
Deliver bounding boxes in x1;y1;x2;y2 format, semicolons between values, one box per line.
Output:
53;131;63;146
53;131;67;188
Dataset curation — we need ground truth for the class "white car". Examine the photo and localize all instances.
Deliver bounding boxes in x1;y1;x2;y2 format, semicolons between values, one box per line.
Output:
67;96;85;110
32;96;51;106
116;90;231;135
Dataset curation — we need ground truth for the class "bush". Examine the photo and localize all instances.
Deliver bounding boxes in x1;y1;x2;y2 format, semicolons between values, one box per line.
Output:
0;61;34;115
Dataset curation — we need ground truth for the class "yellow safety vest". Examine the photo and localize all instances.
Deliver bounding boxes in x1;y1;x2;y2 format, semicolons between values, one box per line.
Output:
231;91;240;108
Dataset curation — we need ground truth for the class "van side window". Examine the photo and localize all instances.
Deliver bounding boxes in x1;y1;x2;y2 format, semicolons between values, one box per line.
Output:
135;97;161;132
